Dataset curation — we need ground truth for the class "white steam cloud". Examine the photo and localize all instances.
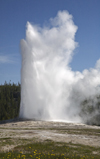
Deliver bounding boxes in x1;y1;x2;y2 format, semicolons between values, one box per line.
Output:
19;11;100;124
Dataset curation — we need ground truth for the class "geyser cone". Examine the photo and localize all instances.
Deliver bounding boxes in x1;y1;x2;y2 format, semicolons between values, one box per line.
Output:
19;10;100;124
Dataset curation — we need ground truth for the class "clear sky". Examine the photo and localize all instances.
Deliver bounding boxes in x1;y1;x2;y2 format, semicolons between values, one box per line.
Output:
0;0;100;84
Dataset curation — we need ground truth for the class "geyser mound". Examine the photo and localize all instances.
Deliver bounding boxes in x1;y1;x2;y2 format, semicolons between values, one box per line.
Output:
19;10;100;125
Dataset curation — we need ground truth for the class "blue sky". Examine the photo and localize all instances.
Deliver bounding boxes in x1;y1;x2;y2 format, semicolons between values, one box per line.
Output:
0;0;100;84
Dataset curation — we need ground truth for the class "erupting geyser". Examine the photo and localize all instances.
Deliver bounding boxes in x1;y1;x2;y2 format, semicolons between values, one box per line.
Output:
19;11;100;124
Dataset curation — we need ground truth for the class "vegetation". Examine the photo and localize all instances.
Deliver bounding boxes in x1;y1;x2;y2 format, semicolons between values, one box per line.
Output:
0;139;100;159
0;81;20;121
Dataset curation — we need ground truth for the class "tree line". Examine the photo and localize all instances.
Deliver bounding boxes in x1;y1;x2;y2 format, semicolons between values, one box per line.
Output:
0;81;20;121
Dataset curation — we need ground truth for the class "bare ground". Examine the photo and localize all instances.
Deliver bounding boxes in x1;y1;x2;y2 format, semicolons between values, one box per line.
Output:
0;120;100;152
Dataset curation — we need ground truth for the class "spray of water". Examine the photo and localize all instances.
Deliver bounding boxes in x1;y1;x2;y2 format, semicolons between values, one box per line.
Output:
19;11;100;124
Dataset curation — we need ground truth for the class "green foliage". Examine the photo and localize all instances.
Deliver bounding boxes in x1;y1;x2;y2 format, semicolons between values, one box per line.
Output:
0;81;20;121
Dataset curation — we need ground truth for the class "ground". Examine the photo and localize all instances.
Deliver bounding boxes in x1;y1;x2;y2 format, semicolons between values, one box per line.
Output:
0;120;100;159
0;120;100;152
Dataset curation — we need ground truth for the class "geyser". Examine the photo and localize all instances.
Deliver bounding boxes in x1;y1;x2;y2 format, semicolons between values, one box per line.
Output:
19;10;100;124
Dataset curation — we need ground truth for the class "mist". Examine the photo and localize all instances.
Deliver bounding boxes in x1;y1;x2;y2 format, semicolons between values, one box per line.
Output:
19;10;100;124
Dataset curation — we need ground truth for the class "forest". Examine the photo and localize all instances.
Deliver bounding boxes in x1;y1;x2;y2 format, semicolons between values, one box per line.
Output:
0;81;20;121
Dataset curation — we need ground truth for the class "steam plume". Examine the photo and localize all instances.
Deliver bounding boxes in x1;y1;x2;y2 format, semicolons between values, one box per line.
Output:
19;11;100;124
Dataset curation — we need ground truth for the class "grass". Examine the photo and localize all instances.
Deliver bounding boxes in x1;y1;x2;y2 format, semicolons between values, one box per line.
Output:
0;140;100;159
0;123;100;158
0;138;33;148
0;138;14;146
